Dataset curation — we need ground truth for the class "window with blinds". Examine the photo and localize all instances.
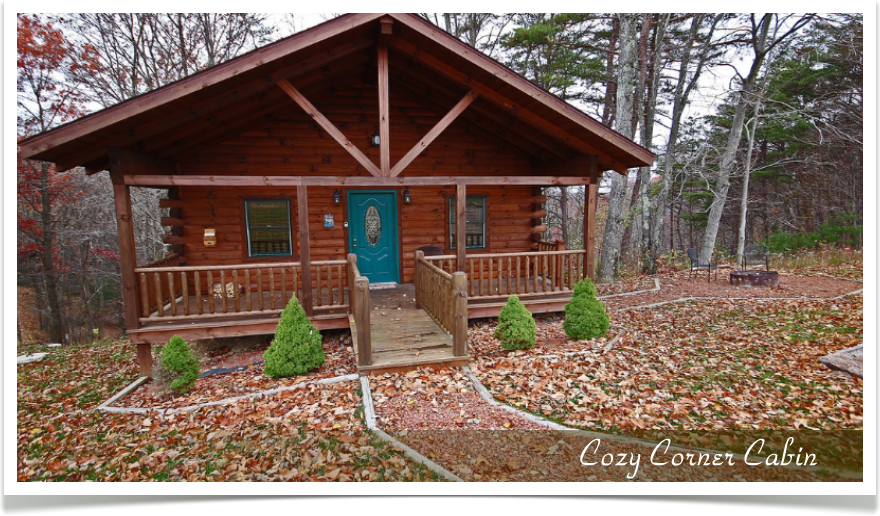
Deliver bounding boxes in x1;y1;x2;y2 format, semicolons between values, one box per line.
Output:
449;197;486;249
244;200;293;257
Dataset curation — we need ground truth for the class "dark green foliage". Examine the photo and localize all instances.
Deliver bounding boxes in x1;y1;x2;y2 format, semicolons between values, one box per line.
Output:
764;214;863;252
263;296;324;379
160;336;200;394
495;296;537;350
563;278;610;340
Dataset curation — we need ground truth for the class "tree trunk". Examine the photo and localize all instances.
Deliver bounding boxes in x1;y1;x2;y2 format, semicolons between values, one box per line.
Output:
699;13;813;263
601;17;620;127
638;14;668;274
598;14;638;282
559;186;569;243
39;162;64;343
652;15;717;258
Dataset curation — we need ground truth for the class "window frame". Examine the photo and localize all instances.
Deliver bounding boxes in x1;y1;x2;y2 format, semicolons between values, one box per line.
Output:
243;199;294;259
448;196;487;250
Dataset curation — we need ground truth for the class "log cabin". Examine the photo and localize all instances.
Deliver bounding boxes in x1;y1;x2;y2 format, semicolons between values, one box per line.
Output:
18;13;653;376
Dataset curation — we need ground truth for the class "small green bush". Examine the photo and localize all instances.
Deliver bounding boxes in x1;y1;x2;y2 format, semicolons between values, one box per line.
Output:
160;335;200;394
263;296;325;379
495;296;537;350
563;278;610;340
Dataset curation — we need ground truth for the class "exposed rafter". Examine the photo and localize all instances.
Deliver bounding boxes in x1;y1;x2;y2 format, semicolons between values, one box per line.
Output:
390;90;478;177
386;35;629;174
276;78;382;177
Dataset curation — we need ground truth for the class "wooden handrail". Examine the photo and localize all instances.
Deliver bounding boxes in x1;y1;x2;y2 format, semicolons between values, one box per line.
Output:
135;254;184;316
465;248;584;301
134;259;346;273
347;253;370;367
414;251;467;356
136;259;348;323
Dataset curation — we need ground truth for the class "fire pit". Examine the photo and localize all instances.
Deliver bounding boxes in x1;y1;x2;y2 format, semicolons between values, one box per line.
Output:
730;270;779;287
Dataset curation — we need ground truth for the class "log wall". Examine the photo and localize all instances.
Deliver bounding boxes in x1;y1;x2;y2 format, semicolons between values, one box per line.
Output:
168;79;543;283
172;184;538;284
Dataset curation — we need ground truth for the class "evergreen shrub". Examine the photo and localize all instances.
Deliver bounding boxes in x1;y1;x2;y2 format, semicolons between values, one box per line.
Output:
495;296;537;350
563;278;610;340
263;296;325;379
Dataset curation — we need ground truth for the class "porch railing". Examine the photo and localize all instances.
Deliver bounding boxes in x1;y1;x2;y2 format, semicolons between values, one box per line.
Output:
415;251;468;356
134;259;348;323
424;248;586;303
347;253;371;367
137;253;185;317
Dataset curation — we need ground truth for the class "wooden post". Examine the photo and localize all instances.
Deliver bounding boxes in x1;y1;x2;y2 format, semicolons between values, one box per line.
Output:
110;173;151;377
414;250;424;308
354;276;371;366
584;155;600;280
347;253;358;314
378;44;391;176
452;272;468;357
297;185;314;316
455;184;466;272
554;240;565;289
137;343;152;379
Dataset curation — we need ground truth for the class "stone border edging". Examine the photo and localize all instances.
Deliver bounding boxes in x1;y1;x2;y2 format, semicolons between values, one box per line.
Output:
802;273;862;283
598;278;661;300
98;373;359;415
532;328;626;358
359;376;464;482
619;288;864;312
462;365;861;480
96;376;149;411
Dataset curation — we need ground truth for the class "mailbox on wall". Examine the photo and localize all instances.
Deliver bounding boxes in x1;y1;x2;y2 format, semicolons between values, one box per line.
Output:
204;228;217;247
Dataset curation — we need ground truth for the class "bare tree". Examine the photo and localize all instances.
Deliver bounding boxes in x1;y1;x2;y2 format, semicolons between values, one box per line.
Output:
598;13;638;282
651;14;722;258
64;13;275;106
419;13;513;57
698;13;815;262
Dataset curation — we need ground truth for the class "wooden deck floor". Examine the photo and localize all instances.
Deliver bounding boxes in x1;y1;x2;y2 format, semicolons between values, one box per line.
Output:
352;307;468;375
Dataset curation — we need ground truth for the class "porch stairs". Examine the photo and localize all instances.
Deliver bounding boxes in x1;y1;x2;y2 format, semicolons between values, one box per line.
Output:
349;307;469;375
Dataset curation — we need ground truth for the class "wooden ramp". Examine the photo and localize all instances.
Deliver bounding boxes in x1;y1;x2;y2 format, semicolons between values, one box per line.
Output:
351;307;469;375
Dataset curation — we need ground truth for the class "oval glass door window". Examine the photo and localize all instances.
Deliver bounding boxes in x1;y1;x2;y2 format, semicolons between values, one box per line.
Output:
365;205;381;247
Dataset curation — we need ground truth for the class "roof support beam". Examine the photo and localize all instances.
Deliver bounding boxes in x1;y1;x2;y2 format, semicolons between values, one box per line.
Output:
276;78;382;177
121;175;591;187
386;35;629;174
389;90;478;177
389;66;569;160
107;147;177;176
377;44;391;176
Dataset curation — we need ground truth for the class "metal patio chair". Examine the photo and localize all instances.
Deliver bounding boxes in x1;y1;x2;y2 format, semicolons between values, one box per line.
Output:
742;245;770;271
686;247;717;282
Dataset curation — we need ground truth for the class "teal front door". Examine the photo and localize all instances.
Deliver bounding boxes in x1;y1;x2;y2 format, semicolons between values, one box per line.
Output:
348;191;399;283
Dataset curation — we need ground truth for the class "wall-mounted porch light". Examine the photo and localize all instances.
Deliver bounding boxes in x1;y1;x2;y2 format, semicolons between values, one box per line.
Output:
370;127;381;147
403;188;411;204
333;189;342;205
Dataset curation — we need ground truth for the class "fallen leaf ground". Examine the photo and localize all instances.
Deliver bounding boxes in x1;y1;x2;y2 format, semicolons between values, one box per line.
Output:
16;339;441;482
121;332;356;409
17;266;862;482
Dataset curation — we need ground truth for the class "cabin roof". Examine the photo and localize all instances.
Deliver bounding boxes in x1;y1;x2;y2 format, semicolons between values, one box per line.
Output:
18;13;653;174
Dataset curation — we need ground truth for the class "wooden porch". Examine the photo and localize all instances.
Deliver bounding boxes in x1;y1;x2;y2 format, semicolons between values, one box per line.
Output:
127;244;587;375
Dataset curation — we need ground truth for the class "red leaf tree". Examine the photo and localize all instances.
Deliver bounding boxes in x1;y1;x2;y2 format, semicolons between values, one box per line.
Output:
17;14;100;342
